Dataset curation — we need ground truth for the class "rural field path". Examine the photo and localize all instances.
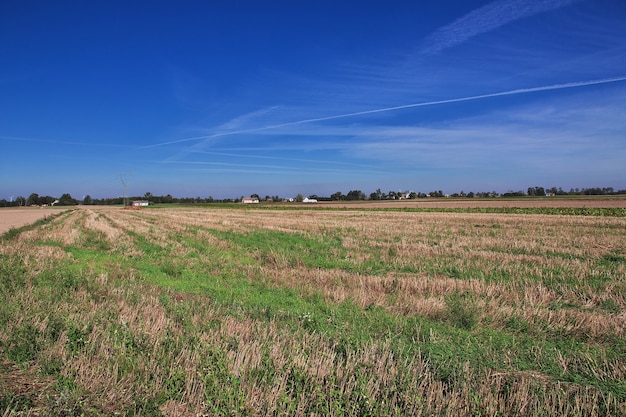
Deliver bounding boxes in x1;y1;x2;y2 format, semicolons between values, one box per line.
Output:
0;207;69;234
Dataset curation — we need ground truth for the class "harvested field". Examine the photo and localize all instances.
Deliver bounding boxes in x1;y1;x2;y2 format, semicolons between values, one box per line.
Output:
0;207;69;233
322;195;626;209
1;204;625;416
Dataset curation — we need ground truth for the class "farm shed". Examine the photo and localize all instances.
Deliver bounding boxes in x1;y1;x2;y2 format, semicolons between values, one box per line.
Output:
241;197;260;204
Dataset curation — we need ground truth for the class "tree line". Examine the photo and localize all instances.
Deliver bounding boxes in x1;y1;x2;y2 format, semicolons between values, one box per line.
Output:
325;186;625;201
0;192;227;207
2;186;625;207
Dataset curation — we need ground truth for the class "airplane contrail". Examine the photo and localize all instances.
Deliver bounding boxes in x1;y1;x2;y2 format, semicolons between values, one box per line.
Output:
143;75;626;148
420;0;581;54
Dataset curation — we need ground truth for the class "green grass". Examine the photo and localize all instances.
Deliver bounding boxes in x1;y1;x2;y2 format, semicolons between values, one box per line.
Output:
134;225;626;399
0;207;624;416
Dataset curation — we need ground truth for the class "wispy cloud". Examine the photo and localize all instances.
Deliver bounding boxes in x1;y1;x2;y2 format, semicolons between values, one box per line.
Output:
188;150;374;169
144;75;626;149
420;0;581;54
150;160;381;176
149;83;625;184
348;87;626;169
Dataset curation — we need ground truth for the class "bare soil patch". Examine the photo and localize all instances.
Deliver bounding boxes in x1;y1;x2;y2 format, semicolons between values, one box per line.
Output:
0;207;69;234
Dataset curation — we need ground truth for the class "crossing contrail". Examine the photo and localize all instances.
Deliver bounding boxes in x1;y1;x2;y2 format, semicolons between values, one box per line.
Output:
144;75;626;148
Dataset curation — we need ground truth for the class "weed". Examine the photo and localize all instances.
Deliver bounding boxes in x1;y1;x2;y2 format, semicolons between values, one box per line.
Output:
1;226;20;241
5;323;41;364
445;291;478;330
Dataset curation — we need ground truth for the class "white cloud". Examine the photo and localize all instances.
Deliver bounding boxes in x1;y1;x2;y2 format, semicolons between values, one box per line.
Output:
421;0;581;54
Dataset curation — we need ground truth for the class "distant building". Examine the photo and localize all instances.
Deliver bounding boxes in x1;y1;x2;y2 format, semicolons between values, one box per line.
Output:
302;197;318;203
132;200;149;207
241;197;259;204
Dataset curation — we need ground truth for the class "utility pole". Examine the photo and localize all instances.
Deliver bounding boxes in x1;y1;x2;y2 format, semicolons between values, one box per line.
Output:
120;173;132;206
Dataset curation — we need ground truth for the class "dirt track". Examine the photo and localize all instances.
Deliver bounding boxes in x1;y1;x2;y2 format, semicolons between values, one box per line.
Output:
0;207;69;234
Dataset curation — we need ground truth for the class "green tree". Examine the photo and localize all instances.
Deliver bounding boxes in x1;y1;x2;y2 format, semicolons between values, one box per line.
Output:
27;193;39;206
346;190;365;200
370;188;384;200
58;193;78;206
331;192;345;201
528;186;545;196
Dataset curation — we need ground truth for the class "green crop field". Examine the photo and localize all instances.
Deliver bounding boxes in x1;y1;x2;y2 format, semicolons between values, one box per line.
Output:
1;206;625;416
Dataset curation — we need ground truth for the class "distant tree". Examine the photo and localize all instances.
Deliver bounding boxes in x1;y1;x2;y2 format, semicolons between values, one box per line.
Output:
346;190;365;201
467;192;475;198
296;194;304;202
251;194;260;200
58;193;78;206
370;188;384;200
27;193;39;206
502;190;525;197
527;186;545;196
38;195;56;205
331;191;345;201
82;195;93;205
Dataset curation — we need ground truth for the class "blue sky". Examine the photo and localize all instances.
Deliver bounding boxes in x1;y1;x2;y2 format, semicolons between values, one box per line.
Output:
2;0;625;199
